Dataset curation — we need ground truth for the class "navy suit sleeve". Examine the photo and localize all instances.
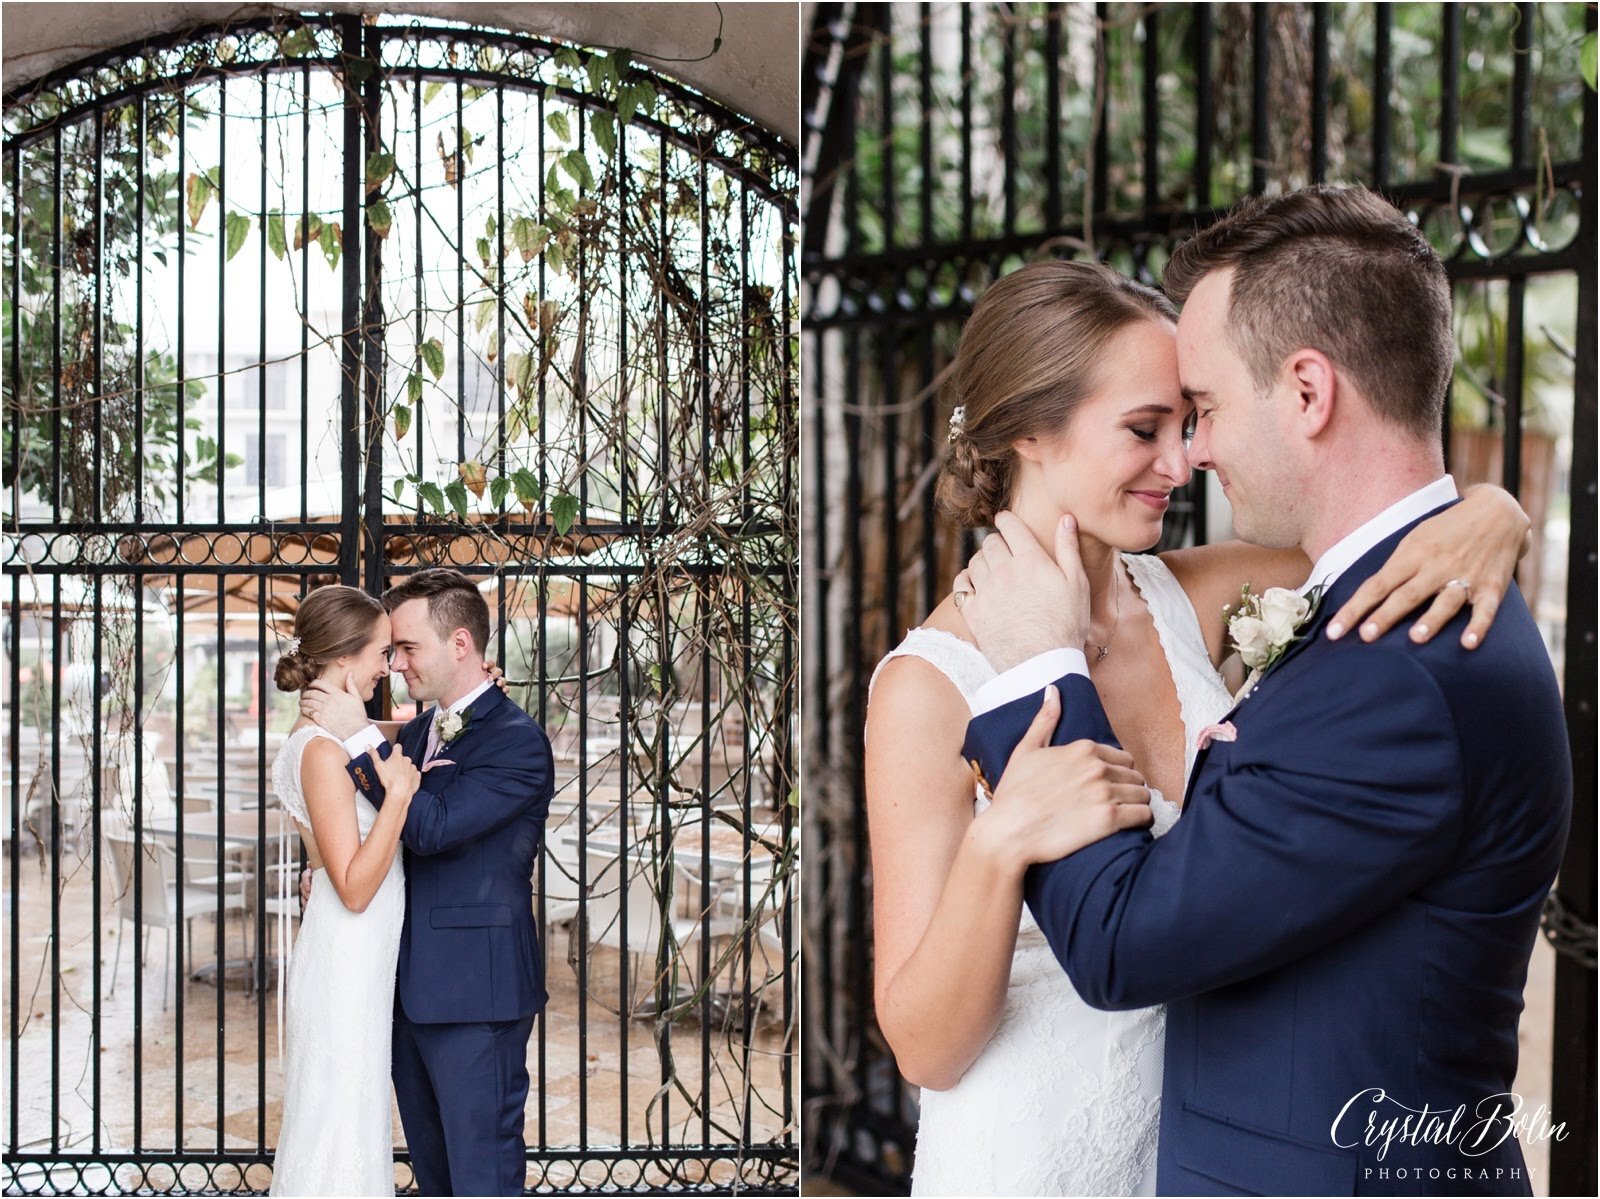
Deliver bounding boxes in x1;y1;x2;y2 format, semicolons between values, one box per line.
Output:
400;726;554;856
345;742;390;804
962;671;1121;792
1005;647;1464;1010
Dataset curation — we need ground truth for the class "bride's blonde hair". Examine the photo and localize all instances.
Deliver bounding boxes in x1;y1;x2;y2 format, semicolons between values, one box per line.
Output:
274;585;385;692
937;259;1178;529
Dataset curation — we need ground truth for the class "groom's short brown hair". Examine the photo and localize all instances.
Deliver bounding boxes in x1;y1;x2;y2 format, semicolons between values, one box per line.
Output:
1163;185;1453;441
382;568;490;655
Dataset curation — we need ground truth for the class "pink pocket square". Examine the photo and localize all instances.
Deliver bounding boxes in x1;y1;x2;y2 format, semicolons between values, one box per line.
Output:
1196;722;1238;751
421;758;456;772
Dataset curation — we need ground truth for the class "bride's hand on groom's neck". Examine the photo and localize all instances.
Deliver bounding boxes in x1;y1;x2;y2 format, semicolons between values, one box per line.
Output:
955;511;1092;672
301;671;372;739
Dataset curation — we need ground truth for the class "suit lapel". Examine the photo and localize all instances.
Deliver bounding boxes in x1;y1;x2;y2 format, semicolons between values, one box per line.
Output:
1188;499;1462;785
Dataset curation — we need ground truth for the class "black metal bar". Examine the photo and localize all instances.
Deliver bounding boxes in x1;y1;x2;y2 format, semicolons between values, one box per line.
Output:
7;485;19;1170
1549;17;1598;1194
1511;2;1533;170
49;576;60;1151
1143;6;1160;214
920;2;935;246
51;126;61;521
93;107;104;522
1440;4;1461;170
300;65;311;523
177;90;187;524
1502;276;1525;497
338;16;362;590
91;576;103;1155
455;75;466;469
1373;4;1392;190
217;81;228;527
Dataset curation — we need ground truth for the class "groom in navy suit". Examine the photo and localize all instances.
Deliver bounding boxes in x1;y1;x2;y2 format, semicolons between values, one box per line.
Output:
308;567;553;1195
956;188;1571;1195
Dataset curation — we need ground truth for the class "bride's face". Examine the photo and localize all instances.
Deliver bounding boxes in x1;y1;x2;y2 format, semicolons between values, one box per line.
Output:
328;614;393;702
1011;318;1192;551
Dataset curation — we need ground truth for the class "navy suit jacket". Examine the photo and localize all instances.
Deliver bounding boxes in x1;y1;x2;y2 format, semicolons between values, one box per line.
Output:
346;684;555;1024
964;509;1571;1196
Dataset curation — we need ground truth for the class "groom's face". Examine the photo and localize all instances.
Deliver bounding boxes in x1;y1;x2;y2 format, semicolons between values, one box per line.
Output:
1178;269;1304;549
387;598;455;704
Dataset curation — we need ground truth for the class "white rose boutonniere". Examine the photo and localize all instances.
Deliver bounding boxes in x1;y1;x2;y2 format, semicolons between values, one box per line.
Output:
434;707;471;747
1226;583;1323;696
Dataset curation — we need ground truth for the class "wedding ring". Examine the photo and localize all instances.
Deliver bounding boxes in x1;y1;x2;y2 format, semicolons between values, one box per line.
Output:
1444;578;1473;599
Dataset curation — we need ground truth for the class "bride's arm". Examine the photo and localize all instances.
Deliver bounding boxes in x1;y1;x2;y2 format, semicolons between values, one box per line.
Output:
866;655;1029;1092
1163;483;1531;669
299;738;417;913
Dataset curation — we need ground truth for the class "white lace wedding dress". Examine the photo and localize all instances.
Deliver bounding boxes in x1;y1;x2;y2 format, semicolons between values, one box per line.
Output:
269;724;405;1197
868;554;1235;1197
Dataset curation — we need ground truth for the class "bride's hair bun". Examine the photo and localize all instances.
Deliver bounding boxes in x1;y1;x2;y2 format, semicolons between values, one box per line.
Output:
934;259;1179;529
273;586;385;693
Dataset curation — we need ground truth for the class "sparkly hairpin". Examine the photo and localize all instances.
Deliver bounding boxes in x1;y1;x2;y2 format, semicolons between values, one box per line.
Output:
948;405;966;443
285;637;302;656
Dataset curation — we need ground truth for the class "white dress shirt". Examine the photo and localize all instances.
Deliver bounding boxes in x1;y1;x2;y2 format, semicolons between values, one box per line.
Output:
972;476;1460;716
340;676;497;761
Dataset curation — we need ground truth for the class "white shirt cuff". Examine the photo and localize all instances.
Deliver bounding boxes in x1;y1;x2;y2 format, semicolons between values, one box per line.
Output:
973;649;1091;715
340;725;386;759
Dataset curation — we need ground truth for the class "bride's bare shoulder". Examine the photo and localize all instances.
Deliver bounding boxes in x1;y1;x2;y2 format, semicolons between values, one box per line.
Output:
918;593;980;645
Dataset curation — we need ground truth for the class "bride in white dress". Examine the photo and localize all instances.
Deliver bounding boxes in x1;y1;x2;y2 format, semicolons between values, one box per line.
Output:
268;586;419;1197
864;260;1531;1196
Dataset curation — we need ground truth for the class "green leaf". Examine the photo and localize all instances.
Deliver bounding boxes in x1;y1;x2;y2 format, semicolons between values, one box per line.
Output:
551;493;579;536
1584;32;1598;91
490;474;510;511
546;240;565;276
421;338;446;380
512;216;550;262
555;47;582;71
545;111;571;142
393;403;411;441
185;172;215;229
418;481;445;514
366;198;393;239
585;54;607;95
444;479;471;519
560;151;593;192
266;211;287;259
474;299;496;333
294;212;323;251
512;467;540;507
392;476;406;501
475;236;491;266
591;109;616;159
616;84;639;128
321;221;342;270
423;80;444;106
224;210;251;261
365;150;395;193
406;372;423;404
634;80;657;115
280;26;317;57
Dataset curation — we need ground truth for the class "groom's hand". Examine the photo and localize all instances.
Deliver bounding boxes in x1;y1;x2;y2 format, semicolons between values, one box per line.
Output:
955;511;1091;672
300;671;370;739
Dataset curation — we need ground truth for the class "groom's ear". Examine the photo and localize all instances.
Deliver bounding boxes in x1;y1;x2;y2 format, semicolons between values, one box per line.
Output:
1283;348;1338;438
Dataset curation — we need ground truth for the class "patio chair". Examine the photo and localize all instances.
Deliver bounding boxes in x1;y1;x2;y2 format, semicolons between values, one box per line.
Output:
580;843;742;1018
103;820;224;1012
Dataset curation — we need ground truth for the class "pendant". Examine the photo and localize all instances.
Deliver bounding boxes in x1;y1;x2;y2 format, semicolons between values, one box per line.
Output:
1092;644;1109;663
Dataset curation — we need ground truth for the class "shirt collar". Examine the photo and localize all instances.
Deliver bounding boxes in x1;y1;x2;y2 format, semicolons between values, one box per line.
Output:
442;676;495;716
1301;476;1459;596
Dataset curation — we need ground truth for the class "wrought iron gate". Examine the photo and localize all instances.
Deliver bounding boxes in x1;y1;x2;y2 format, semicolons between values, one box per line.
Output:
5;11;797;1194
801;3;1595;1193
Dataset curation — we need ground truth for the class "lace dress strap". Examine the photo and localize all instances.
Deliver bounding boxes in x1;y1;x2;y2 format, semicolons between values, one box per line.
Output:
868;627;998;714
271;724;344;829
1123;553;1237;784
